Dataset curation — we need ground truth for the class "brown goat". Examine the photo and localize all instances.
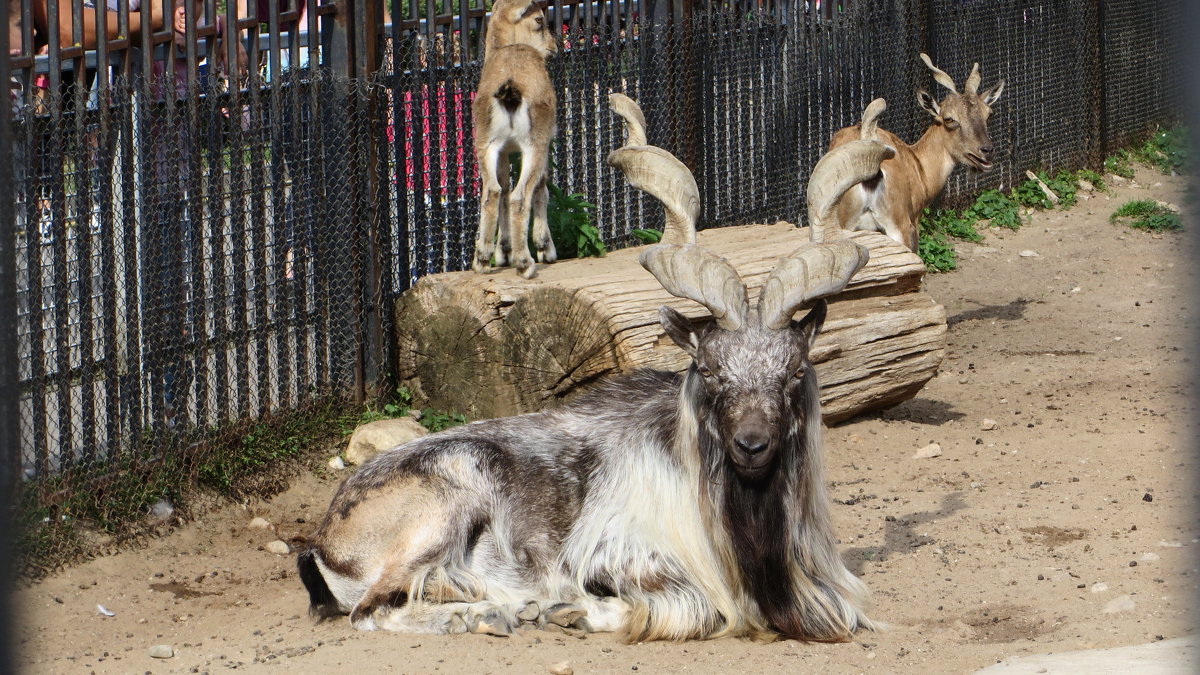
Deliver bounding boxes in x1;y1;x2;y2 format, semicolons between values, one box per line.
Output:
826;54;1005;252
471;0;559;278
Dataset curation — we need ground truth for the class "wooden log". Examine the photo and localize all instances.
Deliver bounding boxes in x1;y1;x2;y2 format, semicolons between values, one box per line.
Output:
393;223;946;424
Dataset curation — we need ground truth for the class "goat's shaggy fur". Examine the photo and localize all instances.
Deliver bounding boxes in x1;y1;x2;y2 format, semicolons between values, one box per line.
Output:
299;281;873;641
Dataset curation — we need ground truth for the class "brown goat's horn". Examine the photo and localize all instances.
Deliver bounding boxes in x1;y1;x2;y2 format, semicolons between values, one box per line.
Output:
608;94;699;245
758;240;870;330
919;52;958;93
807;114;896;244
639;243;748;331
964;62;981;95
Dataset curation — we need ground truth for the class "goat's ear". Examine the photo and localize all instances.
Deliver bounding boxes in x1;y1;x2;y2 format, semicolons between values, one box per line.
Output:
660;306;702;358
980;79;1005;106
916;89;941;119
791;299;827;351
504;0;537;22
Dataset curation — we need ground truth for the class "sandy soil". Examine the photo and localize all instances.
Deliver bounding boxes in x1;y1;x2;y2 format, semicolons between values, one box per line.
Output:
14;167;1198;674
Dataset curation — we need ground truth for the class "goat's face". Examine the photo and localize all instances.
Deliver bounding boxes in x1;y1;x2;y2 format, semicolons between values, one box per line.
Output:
490;0;558;57
661;300;827;482
917;79;1005;172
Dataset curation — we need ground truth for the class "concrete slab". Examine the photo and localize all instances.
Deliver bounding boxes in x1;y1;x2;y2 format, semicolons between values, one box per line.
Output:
975;635;1197;675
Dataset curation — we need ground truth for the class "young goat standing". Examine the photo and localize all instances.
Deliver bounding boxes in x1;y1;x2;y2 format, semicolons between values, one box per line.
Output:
825;54;1005;252
472;0;558;278
297;136;894;642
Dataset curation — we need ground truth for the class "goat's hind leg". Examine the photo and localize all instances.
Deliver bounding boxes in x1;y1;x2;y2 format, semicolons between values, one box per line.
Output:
530;176;556;264
473;146;509;272
508;144;546;278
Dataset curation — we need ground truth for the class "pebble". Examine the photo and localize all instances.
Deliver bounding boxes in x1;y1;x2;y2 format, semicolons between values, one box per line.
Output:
408;408;423;420
1090;582;1108;593
549;661;574;675
1102;595;1136;614
981;419;997;431
328;456;346;470
1019;250;1039;258
265;540;291;555
912;443;942;459
248;517;273;530
97;604;115;617
148;645;174;659
1140;552;1161;562
1142;493;1153;502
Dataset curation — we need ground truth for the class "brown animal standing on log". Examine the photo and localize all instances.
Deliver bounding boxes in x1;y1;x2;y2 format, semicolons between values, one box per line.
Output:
471;0;558;278
825;54;1005;252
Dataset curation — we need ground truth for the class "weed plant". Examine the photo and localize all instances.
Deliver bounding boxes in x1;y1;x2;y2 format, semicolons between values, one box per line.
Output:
1109;199;1182;231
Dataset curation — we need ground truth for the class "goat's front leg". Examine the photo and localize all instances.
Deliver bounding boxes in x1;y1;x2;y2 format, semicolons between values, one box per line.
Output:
530;176;556;264
473;146;506;272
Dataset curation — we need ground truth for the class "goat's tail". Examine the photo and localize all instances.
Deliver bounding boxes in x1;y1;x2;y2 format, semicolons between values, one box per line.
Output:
296;542;339;619
495;79;523;114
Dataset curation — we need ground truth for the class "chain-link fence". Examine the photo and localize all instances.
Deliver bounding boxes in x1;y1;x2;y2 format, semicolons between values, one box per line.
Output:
0;0;1183;573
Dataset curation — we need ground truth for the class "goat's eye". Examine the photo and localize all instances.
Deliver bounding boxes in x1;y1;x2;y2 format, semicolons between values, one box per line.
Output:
535;16;545;26
698;366;714;378
942;116;960;130
793;367;806;379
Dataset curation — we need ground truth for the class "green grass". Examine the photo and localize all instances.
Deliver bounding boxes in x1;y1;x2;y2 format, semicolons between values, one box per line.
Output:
1109;199;1182;231
1133;127;1189;174
630;228;664;244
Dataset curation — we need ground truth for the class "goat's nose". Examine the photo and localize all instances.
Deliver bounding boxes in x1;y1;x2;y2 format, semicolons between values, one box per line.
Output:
980;145;993;156
734;431;770;455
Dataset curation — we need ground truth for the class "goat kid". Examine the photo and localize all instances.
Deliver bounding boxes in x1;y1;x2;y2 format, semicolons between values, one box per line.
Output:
297;137;891;643
472;0;558;278
826;53;1005;252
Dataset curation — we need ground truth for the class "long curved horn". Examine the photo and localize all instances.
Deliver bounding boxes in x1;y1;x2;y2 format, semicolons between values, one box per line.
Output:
807;138;896;243
919;52;958;93
607;94;699;245
609;92;648;146
964;62;981;95
758;240;870;330
639;244;748;331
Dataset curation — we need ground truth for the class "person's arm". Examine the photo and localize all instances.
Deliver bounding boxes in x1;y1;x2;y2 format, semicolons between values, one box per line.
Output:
42;0;166;50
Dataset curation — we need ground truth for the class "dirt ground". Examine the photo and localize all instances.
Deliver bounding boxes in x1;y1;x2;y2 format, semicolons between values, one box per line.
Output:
14;167;1198;674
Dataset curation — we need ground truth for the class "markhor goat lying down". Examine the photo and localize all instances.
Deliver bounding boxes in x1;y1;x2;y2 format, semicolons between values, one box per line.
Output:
298;140;890;643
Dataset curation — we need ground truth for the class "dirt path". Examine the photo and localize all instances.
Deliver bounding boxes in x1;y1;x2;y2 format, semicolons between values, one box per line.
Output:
14;168;1197;674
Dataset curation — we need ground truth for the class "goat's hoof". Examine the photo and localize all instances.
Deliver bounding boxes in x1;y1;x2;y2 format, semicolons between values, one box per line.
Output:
516;601;541;623
543;603;588;628
446;612;469;634
538;243;557;265
515;258;536;279
467;607;515;637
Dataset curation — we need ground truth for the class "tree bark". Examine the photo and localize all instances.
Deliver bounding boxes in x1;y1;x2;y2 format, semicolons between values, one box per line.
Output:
394;223;946;424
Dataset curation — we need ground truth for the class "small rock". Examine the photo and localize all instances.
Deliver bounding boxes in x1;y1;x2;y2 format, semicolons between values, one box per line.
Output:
148;645;174;659
1140;552;1161;562
328;456;346;471
973;246;999;257
981;418;997;431
1090;582;1109;593
1157;540;1183;548
97;604;115;617
1154;200;1180;213
345;418;430;465
958;377;968;384
912;443;942;459
1019;250;1039;258
1070;286;1081;293
846;434;864;444
1142;493;1153;503
1102;595;1136;614
248;517;273;530
549;661;573;675
265;540;290;555
407;408;423;420
1077;178;1095;192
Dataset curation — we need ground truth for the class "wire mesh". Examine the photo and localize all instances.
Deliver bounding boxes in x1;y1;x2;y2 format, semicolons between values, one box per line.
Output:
0;0;1184;571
